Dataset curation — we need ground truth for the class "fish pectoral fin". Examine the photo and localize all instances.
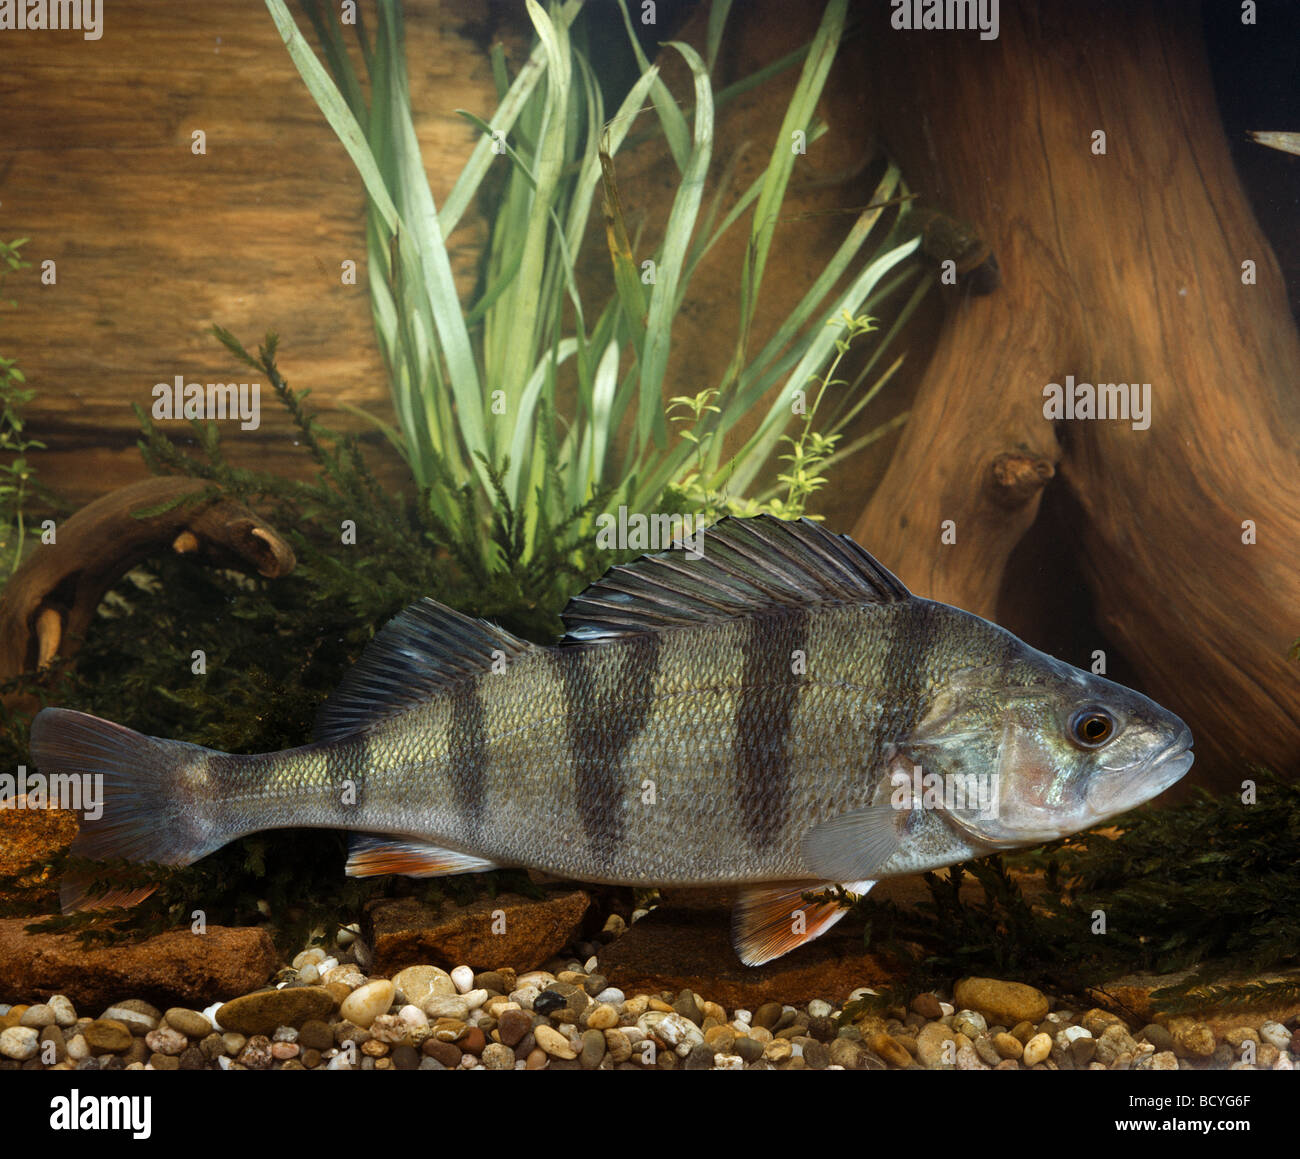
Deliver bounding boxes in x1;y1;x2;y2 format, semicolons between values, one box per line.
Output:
345;834;500;878
800;803;903;882
732;880;875;967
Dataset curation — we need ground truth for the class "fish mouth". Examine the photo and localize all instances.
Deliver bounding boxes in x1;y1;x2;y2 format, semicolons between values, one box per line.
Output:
1088;726;1194;817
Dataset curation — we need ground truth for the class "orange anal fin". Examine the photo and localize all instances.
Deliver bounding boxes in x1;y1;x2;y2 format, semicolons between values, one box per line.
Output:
732;880;875;967
345;834;499;878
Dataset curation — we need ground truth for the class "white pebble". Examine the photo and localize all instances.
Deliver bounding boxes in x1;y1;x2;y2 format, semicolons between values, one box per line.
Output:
1259;1022;1291;1051
631;908;649;923
713;1053;744;1070
462;988;490;1011
318;957;339;973
0;1027;39;1060
336;924;359;947
734;1009;752;1024
938;1001;955;1017
298;963;320;985
807;999;832;1019
450;965;475;994
594;988;624;1006
583;956;599;973
47;995;77;1028
217;1055;233;1071
292;947;326;971
1063;1025;1092;1043
203;1002;224;1032
65;1035;89;1061
340;979;395;1029
398;1004;428;1028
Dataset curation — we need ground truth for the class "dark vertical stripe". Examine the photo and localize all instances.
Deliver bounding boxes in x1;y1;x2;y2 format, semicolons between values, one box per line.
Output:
557;634;661;873
448;679;488;842
866;600;938;782
735;607;808;847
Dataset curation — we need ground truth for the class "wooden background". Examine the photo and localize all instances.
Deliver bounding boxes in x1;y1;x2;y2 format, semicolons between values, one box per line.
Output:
2;0;499;506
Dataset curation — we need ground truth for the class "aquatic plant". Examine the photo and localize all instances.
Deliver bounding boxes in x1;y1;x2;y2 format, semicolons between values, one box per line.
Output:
0;236;45;578
264;0;925;606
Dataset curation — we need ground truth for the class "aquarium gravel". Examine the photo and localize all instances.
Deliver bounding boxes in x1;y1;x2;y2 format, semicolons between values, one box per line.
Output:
2;930;1295;1071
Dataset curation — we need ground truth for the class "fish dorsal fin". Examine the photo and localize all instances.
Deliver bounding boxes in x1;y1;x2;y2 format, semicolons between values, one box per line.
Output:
561;514;910;643
313;598;532;742
732;880;876;966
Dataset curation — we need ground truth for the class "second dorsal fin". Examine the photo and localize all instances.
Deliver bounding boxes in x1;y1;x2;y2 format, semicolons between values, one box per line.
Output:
561;514;910;644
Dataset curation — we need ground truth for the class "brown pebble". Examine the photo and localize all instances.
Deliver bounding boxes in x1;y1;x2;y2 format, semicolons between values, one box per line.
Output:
869;1032;913;1069
525;1047;548;1069
1010;1020;1036;1044
460;1027;486;1055
422;1039;461;1068
910;993;943;1020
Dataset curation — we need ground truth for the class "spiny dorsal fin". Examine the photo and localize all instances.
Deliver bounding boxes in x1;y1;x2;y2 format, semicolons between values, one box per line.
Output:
313;598;533;742
562;514;910;644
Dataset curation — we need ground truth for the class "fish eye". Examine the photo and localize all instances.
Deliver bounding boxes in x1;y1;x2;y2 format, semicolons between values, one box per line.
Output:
1069;706;1116;749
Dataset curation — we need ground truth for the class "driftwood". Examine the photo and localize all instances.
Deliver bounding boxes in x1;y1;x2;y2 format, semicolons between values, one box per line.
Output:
0;478;294;689
849;0;1300;788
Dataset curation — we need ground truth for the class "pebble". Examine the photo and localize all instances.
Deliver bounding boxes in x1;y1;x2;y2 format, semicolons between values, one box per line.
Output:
101;1001;160;1036
1171;1019;1216;1059
217;987;336;1036
369;1014;409;1045
993;1034;1024;1060
19;1004;55;1029
586;1003;619;1030
336;924;359;947
534;1024;577;1060
869;1032;913;1069
952;1009;987;1038
580;1029;606;1068
46;995;77;1028
1150;1050;1179;1070
0;1026;39;1060
641;1011;704;1049
908;992;941;1019
164;1008;213;1039
482;1042;515;1069
754;1002;784;1030
340;980;395;1030
422;995;470;1021
1022;1032;1052;1067
1259;1021;1290;1051
83;1020;133;1054
238;1035;273;1070
953;978;1048;1027
916;1023;957;1069
292;948;327;971
450;965;475;994
145;1026;188;1056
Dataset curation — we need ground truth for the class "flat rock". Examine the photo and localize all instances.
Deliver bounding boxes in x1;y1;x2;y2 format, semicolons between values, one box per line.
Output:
366;890;590;976
0;918;278;1008
215;986;337;1036
594;887;904;1009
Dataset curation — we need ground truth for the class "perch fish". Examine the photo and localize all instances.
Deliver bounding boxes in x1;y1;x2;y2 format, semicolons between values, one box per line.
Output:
29;516;1194;965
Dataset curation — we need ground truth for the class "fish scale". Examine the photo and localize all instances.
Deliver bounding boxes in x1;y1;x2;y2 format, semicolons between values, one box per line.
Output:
27;514;1193;965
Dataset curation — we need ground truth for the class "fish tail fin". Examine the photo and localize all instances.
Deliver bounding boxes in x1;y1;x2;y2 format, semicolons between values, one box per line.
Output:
28;707;222;912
